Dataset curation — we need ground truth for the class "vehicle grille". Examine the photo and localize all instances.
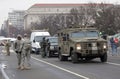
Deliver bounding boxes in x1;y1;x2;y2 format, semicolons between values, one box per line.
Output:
81;42;102;49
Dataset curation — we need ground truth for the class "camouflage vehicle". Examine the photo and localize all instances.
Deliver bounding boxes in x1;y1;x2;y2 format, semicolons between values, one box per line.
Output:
57;26;108;63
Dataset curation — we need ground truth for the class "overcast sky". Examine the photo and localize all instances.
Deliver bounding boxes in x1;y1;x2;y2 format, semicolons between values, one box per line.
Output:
0;0;120;26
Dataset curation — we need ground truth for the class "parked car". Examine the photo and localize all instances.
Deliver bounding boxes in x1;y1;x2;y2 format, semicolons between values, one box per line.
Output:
46;37;58;57
30;30;50;54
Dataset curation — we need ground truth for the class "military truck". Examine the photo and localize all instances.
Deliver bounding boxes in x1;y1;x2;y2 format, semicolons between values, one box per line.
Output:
57;26;108;63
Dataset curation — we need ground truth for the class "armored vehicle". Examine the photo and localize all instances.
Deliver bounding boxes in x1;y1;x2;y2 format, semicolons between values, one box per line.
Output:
57;26;108;63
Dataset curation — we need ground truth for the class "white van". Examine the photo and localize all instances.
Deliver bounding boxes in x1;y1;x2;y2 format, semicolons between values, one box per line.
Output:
30;30;50;54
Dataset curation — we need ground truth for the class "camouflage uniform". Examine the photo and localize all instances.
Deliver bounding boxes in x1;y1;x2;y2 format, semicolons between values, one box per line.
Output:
14;35;23;69
40;37;47;58
21;37;31;68
5;40;11;56
21;34;31;69
46;39;50;57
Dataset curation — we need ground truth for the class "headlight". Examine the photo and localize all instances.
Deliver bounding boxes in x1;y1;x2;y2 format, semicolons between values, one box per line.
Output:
76;44;81;50
103;43;107;49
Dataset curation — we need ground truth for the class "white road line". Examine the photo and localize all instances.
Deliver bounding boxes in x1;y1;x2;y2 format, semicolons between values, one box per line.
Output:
0;64;9;79
107;62;120;66
32;57;89;79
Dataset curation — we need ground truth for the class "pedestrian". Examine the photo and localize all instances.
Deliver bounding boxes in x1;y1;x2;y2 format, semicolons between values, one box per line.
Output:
21;34;31;70
14;34;23;69
5;39;11;56
40;37;47;58
110;37;118;56
46;39;50;57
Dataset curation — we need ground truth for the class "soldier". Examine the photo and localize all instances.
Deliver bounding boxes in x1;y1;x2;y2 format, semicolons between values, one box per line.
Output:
14;34;23;69
5;39;11;56
40;37;47;58
46;39;50;57
21;34;31;70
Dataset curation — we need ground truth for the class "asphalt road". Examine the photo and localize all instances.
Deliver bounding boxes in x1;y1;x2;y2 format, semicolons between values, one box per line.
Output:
0;46;120;79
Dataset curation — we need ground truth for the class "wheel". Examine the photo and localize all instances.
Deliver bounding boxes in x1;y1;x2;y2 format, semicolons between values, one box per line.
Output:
100;53;107;62
58;50;68;61
71;52;78;63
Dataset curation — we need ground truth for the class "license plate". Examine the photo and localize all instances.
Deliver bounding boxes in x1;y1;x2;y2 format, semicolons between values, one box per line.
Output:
92;47;97;50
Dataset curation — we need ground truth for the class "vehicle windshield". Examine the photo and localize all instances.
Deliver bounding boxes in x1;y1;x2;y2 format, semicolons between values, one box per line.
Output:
71;31;99;38
34;36;44;42
48;38;58;43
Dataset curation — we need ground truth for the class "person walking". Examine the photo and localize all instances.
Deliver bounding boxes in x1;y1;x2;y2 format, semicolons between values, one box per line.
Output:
14;34;23;69
40;37;47;58
21;34;31;70
110;37;118;56
5;39;11;56
46;39;50;57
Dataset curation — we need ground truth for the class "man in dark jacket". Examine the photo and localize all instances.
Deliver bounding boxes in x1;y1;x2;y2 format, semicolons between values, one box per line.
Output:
110;37;118;56
40;37;47;58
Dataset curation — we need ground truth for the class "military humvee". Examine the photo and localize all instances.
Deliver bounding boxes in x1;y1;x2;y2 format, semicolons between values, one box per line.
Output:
57;26;108;63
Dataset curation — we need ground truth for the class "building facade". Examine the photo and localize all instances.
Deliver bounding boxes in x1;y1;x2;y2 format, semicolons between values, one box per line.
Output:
24;4;87;30
24;4;112;30
8;10;25;29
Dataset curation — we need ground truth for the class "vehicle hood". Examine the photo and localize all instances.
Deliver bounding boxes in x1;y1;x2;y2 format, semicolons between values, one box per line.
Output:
70;37;105;42
32;42;40;48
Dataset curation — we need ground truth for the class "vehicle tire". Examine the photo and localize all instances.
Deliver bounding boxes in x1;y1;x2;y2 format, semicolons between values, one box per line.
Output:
71;52;78;63
100;53;107;62
58;50;68;61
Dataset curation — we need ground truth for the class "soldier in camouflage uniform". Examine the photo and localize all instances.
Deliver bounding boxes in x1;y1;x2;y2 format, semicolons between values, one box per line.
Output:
20;34;31;70
14;35;23;69
46;39;50;57
40;37;47;58
5;40;11;56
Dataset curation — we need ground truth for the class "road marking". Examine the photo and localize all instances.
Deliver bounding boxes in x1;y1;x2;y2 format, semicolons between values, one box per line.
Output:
107;62;120;66
32;57;89;79
0;64;9;79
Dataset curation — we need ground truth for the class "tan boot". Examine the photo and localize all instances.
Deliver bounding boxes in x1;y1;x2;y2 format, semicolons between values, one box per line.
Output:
20;65;25;70
25;66;31;70
17;66;21;69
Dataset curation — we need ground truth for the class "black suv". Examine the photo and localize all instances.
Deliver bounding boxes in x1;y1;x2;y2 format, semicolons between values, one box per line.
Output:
46;37;58;57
